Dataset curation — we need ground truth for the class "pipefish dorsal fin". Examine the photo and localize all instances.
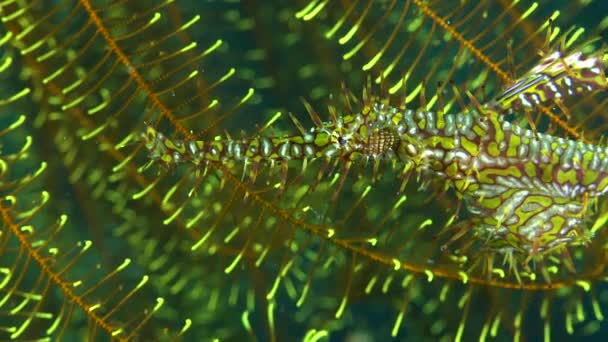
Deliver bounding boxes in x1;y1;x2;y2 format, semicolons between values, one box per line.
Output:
493;37;607;111
295;1;598;114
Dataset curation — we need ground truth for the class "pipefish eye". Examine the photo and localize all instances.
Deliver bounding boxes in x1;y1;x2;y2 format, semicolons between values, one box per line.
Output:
337;136;347;145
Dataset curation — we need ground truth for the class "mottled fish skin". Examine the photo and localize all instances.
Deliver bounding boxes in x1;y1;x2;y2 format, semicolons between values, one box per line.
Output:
389;106;606;256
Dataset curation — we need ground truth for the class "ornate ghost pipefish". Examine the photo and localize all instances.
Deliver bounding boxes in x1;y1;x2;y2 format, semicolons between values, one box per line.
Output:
141;45;607;260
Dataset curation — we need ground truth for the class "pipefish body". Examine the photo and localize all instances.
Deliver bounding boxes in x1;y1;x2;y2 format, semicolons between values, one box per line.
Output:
142;47;608;259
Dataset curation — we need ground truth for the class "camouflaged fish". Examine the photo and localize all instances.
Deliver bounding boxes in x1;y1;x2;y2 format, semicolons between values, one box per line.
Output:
142;46;607;259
